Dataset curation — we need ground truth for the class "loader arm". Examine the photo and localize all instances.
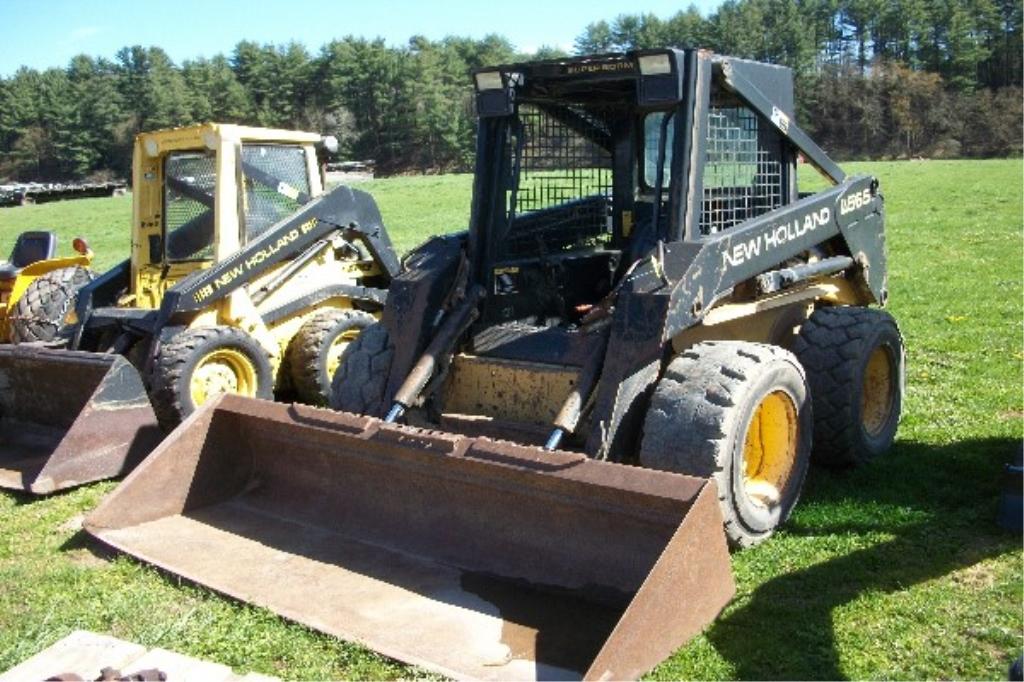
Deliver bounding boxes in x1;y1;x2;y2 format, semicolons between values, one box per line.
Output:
661;173;886;335
715;57;845;184
160;185;399;319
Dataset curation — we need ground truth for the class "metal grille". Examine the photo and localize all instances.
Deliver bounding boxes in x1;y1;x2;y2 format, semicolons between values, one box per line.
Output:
504;104;613;257
699;106;782;235
165;152;216;261
242;144;310;241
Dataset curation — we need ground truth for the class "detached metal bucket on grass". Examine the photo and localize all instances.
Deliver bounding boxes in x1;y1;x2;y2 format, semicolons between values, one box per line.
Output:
85;395;735;681
0;346;161;494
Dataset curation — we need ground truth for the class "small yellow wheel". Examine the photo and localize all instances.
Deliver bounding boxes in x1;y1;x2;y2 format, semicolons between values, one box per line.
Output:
189;348;259;407
288;309;376;406
326;328;363;380
742;390;799;508
794;306;904;467
861;346;896;437
150;326;273;430
639;341;813;548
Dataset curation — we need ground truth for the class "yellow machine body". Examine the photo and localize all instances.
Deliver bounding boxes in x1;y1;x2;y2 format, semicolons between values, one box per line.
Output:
117;123;382;385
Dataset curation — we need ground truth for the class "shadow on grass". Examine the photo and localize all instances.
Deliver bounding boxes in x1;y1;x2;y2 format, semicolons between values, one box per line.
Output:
59;529;117;561
1;487;43;506
706;437;1021;680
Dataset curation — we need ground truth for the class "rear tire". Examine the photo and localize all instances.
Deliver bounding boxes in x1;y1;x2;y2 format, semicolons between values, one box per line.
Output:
288;309;376;406
329;322;393;417
639;341;813;548
150;326;273;430
793;305;904;467
10;266;94;343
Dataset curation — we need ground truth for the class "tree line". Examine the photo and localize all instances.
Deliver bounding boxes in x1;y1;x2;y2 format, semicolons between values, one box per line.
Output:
0;0;1019;182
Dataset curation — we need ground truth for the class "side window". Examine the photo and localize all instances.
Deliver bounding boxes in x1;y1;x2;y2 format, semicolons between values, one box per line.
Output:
642;111;674;187
240;144;311;242
699;95;784;235
502;103;613;258
164;152;216;262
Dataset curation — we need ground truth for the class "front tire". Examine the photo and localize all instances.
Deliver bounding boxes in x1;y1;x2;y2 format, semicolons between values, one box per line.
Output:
288;309;376;406
10;266;94;343
793;305;904;467
640;341;813;548
329;322;393;416
150;326;273;430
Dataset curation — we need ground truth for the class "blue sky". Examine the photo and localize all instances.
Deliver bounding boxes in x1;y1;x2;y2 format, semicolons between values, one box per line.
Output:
0;0;722;76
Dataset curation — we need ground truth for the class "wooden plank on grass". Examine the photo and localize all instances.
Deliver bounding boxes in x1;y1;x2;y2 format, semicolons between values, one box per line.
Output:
0;630;145;682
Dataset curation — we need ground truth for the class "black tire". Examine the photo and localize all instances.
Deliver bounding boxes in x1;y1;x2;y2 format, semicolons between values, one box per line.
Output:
126;338;153;388
329;321;393;416
639;341;813;548
288;309;376;406
150;326;273;430
10;266;95;343
793;306;904;468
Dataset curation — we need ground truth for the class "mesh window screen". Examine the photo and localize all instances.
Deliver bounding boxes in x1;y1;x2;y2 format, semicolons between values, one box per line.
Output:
699;105;783;235
504;104;613;257
242;144;310;241
165;152;216;261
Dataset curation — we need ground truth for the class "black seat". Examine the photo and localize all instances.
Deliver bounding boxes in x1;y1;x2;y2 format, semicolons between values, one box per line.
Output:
0;231;57;281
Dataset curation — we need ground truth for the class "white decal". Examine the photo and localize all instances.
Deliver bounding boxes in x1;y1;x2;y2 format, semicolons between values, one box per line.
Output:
277;181;300;201
723;237;761;268
771;106;790;134
722;207;831;269
840;188;873;215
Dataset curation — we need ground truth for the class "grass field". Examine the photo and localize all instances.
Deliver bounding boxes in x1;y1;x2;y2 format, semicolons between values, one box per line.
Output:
0;159;1021;680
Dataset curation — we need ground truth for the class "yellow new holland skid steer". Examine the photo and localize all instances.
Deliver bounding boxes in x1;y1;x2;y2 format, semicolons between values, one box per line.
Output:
0;123;398;493
87;49;904;680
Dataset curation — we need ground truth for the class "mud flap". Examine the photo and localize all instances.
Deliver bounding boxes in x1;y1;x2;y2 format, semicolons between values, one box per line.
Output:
0;347;162;494
85;395;735;681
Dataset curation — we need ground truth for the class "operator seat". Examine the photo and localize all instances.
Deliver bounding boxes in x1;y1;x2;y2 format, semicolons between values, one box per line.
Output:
0;231;57;281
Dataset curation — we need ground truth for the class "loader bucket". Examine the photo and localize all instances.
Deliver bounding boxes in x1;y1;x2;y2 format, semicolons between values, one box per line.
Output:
85;395;735;681
0;346;161;494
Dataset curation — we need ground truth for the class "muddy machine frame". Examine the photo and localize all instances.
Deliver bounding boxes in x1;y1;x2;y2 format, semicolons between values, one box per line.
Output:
86;50;902;680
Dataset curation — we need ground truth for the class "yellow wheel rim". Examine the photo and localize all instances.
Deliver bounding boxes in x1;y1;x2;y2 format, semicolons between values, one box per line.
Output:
742;391;799;508
189;348;258;407
325;329;362;380
861;346;895;437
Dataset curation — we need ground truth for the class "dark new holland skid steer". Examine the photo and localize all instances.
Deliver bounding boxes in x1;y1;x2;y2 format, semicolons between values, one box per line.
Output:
86;49;905;680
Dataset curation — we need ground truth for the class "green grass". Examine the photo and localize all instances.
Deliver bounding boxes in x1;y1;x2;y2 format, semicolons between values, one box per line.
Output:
0;160;1021;680
0;194;133;271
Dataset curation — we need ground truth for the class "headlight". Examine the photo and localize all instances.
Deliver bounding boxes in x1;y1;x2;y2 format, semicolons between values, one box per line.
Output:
321;135;339;154
474;71;503;91
638;53;672;75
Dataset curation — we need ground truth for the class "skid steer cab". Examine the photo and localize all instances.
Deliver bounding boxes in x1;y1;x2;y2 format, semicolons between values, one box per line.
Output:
0;123;399;494
86;51;904;680
67;123;399;428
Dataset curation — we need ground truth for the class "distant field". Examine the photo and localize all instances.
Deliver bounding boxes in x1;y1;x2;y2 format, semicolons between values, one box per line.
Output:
0;159;1021;680
0;174;474;270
